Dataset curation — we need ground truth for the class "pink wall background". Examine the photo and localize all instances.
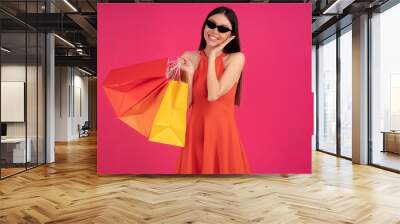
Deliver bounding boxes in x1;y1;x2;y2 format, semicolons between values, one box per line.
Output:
98;3;313;174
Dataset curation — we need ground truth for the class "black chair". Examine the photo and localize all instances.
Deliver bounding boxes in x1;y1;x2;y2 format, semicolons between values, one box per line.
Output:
79;121;90;138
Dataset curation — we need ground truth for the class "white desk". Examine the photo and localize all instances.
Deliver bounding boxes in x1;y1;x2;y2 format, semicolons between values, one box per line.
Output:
1;138;32;163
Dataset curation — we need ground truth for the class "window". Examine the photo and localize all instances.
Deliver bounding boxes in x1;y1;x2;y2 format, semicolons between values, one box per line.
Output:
371;2;400;171
317;35;337;154
339;28;352;158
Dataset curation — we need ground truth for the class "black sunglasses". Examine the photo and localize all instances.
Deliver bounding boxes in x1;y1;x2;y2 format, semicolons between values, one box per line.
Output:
206;20;232;33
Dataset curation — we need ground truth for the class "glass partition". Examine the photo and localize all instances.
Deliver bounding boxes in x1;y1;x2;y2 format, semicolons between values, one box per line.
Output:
1;30;28;177
0;1;46;179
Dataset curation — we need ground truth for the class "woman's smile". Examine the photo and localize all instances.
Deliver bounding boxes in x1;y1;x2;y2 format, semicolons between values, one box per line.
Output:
207;33;220;42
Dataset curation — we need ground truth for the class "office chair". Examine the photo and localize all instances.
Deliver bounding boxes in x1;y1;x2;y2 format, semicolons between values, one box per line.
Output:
79;121;90;138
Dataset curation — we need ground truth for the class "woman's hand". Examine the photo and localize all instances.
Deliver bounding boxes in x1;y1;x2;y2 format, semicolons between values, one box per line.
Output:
208;36;236;59
177;56;194;82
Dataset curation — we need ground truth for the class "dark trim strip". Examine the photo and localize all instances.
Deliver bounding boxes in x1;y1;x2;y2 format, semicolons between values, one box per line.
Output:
25;2;28;171
336;29;341;157
369;164;400;174
367;11;373;166
315;44;319;150
316;149;352;161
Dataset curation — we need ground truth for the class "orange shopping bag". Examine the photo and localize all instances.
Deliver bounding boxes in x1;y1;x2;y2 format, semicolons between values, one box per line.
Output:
103;58;169;136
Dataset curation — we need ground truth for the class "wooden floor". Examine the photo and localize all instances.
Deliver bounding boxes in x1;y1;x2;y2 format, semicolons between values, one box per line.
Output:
1;134;400;224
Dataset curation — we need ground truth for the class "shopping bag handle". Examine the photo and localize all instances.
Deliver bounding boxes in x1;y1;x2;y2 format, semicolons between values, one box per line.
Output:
166;59;182;81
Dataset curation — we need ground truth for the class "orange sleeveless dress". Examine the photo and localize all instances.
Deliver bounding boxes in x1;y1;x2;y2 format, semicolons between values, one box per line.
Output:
177;50;250;174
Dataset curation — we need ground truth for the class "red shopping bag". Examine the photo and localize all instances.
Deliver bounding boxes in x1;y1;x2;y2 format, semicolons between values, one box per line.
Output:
103;58;169;136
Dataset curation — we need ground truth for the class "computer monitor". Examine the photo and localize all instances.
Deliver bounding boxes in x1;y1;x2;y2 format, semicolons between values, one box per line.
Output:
1;123;7;137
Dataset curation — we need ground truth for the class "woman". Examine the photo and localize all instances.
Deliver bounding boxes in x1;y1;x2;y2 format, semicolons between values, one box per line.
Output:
176;6;250;174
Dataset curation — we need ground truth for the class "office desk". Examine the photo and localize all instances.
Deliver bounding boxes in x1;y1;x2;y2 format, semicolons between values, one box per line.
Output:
1;138;32;163
382;131;400;154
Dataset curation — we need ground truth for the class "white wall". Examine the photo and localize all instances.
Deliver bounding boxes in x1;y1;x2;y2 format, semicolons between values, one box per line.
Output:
55;66;69;141
72;73;89;138
1;65;26;140
1;65;39;137
55;67;89;141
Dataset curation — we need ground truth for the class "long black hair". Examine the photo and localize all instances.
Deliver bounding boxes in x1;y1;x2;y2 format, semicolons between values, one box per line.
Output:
199;6;243;106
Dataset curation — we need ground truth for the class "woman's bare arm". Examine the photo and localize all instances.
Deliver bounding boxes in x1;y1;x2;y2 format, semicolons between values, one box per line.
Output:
179;52;196;108
207;52;245;101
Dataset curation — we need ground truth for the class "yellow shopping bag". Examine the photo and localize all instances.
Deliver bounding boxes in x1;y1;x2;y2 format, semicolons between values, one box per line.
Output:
148;80;188;147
